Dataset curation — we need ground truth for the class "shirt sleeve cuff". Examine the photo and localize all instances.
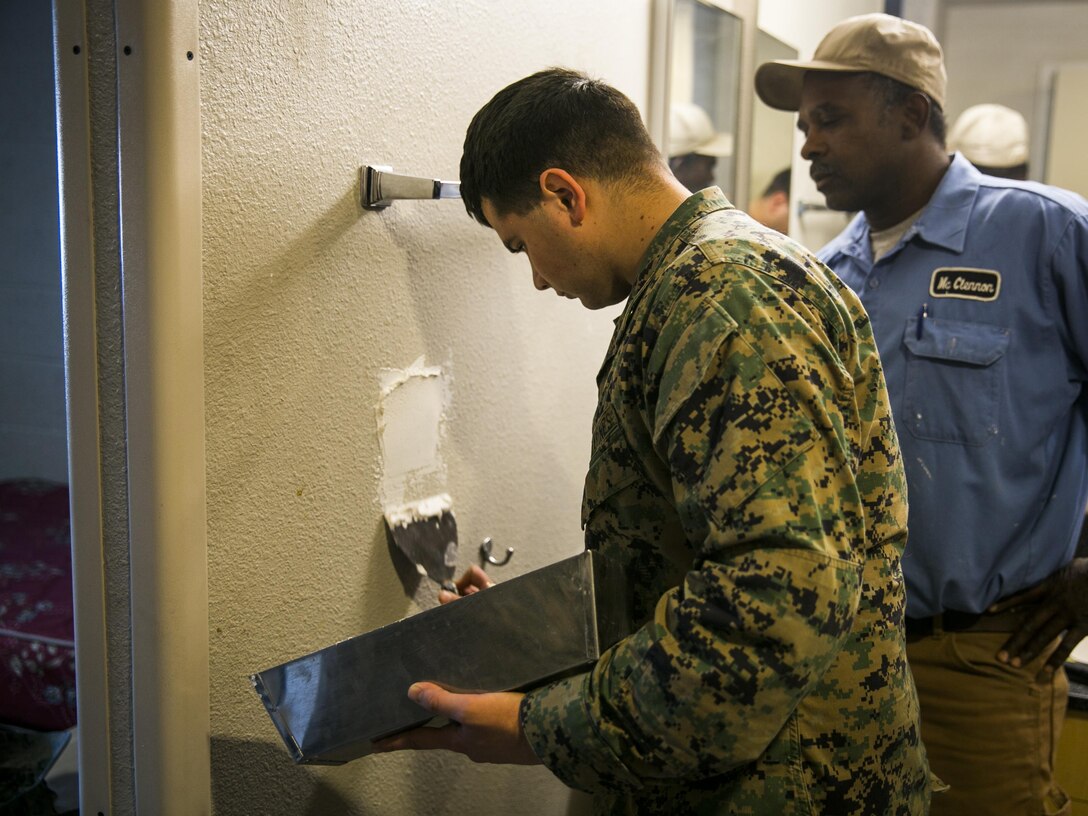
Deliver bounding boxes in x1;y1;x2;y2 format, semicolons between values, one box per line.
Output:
519;669;642;793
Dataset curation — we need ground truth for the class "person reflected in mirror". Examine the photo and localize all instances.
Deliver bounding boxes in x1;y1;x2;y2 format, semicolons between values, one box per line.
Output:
746;167;791;234
948;103;1029;180
666;101;733;192
757;13;1088;816
374;67;930;815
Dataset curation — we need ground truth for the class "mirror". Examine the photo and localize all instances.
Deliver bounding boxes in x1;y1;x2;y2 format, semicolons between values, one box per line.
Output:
667;0;743;197
650;0;756;202
748;30;798;234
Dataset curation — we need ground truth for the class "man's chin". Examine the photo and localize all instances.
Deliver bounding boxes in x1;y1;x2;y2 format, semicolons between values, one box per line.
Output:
819;189;857;214
579;294;628;311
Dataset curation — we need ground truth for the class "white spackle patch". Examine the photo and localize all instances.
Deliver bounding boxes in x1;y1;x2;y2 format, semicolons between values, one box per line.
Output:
382;493;453;528
376;355;450;507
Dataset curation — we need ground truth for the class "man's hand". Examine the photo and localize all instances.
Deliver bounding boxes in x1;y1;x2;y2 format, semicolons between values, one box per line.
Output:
993;557;1088;680
372;683;540;765
438;565;494;604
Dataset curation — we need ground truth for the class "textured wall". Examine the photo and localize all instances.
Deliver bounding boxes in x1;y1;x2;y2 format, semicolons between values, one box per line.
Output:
200;1;648;813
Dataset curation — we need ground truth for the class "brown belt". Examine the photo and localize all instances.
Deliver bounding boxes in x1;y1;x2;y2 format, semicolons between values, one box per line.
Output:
904;604;1035;639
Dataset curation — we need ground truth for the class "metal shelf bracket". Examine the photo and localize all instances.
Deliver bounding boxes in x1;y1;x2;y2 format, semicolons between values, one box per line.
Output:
360;164;461;210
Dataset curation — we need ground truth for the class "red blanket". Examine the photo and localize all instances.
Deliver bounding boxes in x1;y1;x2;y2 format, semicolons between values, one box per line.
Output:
0;480;76;731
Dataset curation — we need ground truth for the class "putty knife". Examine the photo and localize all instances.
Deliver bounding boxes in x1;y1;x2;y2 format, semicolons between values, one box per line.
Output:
383;494;459;593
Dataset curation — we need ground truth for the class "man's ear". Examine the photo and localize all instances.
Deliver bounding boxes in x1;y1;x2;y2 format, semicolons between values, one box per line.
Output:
901;91;932;140
539;168;587;226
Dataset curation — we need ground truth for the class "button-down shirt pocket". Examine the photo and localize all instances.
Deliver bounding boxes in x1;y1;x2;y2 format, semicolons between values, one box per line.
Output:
902;316;1010;446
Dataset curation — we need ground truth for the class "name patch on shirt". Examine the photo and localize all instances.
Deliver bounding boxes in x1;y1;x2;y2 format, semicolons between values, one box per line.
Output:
929;267;1001;301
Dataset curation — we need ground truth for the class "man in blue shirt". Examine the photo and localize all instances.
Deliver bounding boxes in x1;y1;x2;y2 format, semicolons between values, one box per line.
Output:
757;12;1088;816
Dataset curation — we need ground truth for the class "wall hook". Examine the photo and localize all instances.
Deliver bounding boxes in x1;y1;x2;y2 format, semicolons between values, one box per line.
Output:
360;164;461;210
480;537;513;567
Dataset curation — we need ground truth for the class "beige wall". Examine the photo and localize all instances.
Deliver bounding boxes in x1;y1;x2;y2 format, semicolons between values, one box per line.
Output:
201;2;645;813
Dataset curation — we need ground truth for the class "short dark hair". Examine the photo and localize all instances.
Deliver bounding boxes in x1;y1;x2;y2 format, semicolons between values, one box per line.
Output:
862;73;947;146
761;167;791;198
459;68;662;226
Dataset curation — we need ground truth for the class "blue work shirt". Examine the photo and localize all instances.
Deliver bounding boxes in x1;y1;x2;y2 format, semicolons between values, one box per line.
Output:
820;153;1088;618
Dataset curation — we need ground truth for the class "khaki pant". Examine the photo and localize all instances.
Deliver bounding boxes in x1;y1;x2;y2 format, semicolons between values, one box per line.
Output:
907;630;1071;816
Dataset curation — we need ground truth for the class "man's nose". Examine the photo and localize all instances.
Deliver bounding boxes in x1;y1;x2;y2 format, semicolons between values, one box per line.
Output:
800;132;822;161
531;266;550;291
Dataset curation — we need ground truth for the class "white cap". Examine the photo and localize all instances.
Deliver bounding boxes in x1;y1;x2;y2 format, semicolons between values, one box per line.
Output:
948;103;1029;168
669;102;733;158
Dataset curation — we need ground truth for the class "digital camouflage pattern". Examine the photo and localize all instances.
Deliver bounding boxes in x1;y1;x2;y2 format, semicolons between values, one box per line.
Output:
519;189;930;814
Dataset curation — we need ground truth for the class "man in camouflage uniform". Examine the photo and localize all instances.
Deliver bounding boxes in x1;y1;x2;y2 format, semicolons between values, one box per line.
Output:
377;68;930;814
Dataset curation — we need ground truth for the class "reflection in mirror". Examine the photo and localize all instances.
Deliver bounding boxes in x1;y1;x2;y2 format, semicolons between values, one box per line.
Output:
667;0;742;198
749;30;797;234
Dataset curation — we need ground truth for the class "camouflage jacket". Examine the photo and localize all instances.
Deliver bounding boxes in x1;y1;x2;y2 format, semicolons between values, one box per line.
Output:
519;190;930;815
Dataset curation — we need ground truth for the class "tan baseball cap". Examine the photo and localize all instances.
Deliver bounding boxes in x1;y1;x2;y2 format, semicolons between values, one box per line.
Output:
669;102;734;158
948;103;1028;168
755;13;946;112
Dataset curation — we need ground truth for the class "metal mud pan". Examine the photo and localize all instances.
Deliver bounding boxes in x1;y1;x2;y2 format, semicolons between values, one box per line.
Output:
251;550;629;764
